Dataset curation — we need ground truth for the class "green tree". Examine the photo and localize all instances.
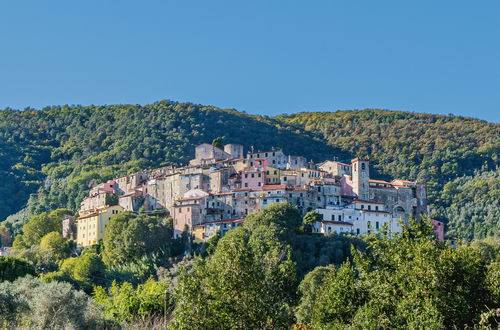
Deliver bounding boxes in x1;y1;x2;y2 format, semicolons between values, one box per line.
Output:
295;265;334;324
211;137;224;149
102;212;171;266
13;208;73;249
0;226;12;248
306;218;497;328
39;231;71;260
93;278;171;324
0;256;36;281
171;206;298;328
303;210;322;226
0;275;111;328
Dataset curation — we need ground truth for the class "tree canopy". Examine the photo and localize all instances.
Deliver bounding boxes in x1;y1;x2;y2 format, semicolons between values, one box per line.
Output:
1;103;497;239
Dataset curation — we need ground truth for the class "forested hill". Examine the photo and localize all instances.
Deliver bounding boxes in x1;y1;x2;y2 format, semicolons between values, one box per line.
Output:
0;101;498;239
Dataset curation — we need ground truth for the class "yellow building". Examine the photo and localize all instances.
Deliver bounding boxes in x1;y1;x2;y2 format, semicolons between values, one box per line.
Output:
76;205;124;247
266;166;281;184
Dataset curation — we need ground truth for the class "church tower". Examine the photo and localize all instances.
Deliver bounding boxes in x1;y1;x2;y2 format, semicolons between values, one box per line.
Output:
351;157;370;200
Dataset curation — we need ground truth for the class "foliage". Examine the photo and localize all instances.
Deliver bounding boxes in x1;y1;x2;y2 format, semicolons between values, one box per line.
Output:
0;256;36;282
170;204;298;329
102;212;172;266
293;233;366;277
436;169;500;239
0;226;12;247
303;210;322;226
211;136;224;149
39;231;72;260
0;275;111;329
43;253;106;292
295;265;334;324
277;110;499;239
13;208;73;249
93;278;171;324
305;217;498;328
1;104;498;239
0;101;335;227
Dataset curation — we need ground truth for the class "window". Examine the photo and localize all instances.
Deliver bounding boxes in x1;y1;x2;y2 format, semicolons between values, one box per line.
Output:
376;221;379;230
361;163;366;170
317;187;321;192
284;177;287;182
245;209;248;215
245;183;248;187
273;160;276;164
245;174;248;178
266;170;270;175
375;206;379;211
361;205;364;209
357;228;360;235
258;182;261;186
265;153;268;157
368;205;371;210
251;173;255;178
276;199;280;202
258;173;261;178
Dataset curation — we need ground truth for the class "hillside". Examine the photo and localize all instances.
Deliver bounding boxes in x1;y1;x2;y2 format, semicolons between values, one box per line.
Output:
0;102;498;239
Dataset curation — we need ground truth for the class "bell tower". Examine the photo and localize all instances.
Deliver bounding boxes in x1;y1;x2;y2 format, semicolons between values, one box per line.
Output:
351;157;370;200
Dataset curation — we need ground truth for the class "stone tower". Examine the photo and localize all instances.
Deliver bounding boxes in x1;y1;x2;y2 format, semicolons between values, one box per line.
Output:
224;144;244;159
351;157;370;200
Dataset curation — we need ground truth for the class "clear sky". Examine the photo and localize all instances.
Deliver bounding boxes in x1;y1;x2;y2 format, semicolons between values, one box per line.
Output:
0;1;499;122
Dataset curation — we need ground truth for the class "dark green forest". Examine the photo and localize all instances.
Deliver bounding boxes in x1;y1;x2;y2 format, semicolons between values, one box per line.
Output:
0;101;498;239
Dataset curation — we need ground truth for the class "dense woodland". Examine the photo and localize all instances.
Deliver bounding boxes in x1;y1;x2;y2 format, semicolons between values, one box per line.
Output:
0;101;498;240
0;101;498;327
0;203;498;328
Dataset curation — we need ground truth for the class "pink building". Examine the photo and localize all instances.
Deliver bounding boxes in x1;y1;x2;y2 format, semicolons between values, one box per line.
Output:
340;176;354;196
241;164;266;190
432;219;445;242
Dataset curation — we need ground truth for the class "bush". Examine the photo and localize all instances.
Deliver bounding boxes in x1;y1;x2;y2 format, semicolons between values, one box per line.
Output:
0;275;112;328
0;256;36;282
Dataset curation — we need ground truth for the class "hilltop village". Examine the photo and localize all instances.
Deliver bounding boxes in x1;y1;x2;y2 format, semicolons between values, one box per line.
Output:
72;143;438;247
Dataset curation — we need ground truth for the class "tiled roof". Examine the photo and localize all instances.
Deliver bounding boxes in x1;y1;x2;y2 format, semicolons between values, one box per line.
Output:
263;184;286;190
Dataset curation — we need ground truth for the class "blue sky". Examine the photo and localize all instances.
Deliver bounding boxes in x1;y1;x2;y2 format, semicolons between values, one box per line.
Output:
0;1;499;122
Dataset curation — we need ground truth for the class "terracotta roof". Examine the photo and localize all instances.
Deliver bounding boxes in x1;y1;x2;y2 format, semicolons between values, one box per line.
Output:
369;179;393;185
211;191;233;196
392;179;417;184
263;184;286;190
234;188;252;192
